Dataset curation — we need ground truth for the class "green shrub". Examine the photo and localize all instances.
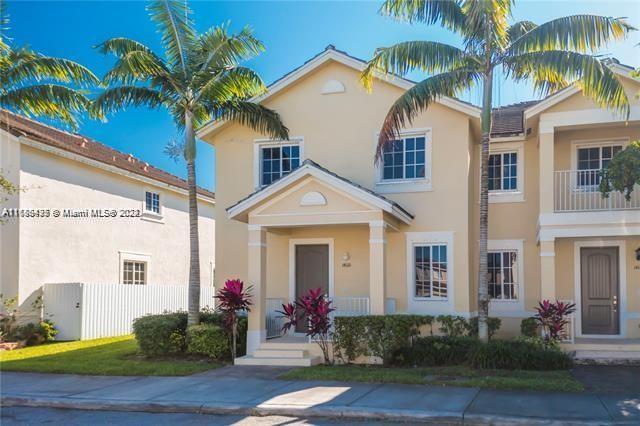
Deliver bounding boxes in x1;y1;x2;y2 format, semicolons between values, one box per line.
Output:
466;317;502;340
332;315;431;365
186;324;230;359
520;317;539;337
396;336;480;366
437;315;468;337
468;340;572;370
132;311;247;358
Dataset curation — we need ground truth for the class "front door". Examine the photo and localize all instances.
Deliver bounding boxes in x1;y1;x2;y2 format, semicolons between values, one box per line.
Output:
295;244;329;333
580;247;620;335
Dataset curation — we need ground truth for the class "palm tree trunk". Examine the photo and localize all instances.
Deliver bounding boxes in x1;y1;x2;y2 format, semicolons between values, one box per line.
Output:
185;110;201;326
478;67;493;343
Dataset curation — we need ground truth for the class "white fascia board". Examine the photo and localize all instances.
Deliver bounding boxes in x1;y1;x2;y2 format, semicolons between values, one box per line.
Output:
19;136;215;204
196;50;481;139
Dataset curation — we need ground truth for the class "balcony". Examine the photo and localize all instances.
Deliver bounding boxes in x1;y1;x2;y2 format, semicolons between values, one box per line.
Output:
554;169;640;212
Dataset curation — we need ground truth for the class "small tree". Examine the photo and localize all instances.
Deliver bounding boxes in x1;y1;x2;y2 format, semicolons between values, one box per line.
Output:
215;279;252;361
535;300;576;344
278;288;335;364
599;141;640;201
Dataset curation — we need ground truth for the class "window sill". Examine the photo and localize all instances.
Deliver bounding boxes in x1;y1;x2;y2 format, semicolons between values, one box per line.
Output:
375;178;432;194
489;191;524;204
141;212;164;223
412;297;448;302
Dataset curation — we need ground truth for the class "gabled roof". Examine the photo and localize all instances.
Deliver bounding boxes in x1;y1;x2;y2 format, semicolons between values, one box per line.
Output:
227;159;413;224
0;110;215;200
196;45;482;138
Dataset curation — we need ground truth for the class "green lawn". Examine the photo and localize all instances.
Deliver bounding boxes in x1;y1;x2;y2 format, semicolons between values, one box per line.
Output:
0;335;219;376
281;365;584;392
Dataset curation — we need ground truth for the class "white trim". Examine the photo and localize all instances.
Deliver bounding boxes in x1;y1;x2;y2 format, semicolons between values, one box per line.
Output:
141;186;164;222
196;48;481;138
253;137;305;190
540;251;556;257
228;161;413;224
300;191;327;206
485;140;525;204
118;251;151;285
373;128;433;194
487;239;525;314
288;238;335;304
569;137;630;172
538;106;640;131
405;231;455;315
573;239;627;338
538;211;640;242
18;136;215;204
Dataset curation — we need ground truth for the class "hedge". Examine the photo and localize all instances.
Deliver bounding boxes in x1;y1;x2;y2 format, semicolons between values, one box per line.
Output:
186;324;229;359
132;311;247;359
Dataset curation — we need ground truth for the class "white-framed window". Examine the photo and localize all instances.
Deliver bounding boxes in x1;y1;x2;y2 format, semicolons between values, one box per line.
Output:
488;250;518;300
414;244;448;299
122;260;146;285
406;231;455;315
253;138;304;189
145;191;160;214
576;143;623;187
486;141;525;203
375;128;432;194
487;240;525;313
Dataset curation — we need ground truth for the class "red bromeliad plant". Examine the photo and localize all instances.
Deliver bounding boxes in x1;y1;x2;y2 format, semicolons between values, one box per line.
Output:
277;288;335;364
215;279;252;361
535;300;576;344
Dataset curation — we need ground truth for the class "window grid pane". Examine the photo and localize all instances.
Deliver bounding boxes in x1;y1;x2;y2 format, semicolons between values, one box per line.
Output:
577;145;623;186
489;152;518;192
145;192;160;214
414;244;447;299
382;136;426;181
487;250;517;300
261;145;300;186
123;261;146;285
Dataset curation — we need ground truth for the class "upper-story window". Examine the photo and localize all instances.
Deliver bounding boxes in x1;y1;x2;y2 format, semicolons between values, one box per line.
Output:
144;191;160;214
260;144;300;186
122;260;146;285
488;152;518;191
577;144;623;187
382;136;426;181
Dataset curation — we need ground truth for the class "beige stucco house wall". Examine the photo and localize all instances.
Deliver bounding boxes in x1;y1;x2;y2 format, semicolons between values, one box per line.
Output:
0;115;216;315
198;47;640;357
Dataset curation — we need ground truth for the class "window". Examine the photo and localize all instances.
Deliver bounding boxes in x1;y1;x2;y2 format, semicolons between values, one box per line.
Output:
576;144;623;187
122;260;146;285
488;250;518;300
382;136;426;181
488;152;517;191
414;244;448;299
145;191;160;214
261;144;300;186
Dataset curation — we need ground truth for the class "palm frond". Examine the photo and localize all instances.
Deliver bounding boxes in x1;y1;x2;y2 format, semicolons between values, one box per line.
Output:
360;41;476;91
2;52;100;88
380;0;467;35
508;15;636;55
507;20;538;42
147;0;195;75
103;50;172;85
195;24;264;73
0;0;9;52
461;0;513;51
95;37;156;57
209;100;289;140
0;84;91;129
376;68;481;155
196;66;266;103
505;50;630;117
91;86;169;118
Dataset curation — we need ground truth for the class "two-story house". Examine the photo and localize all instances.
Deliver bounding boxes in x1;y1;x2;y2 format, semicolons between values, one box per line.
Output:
198;46;640;365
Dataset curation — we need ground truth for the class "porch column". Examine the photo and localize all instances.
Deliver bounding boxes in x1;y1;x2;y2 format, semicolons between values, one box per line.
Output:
539;239;556;301
539;123;555;214
247;225;267;355
369;220;387;314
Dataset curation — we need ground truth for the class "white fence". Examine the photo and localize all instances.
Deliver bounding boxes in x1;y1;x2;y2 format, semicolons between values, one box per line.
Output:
554;169;640;212
43;283;215;340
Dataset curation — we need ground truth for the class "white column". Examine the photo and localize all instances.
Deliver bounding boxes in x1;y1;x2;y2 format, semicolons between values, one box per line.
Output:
539;239;556;301
539;124;555;214
369;220;387;314
247;225;267;355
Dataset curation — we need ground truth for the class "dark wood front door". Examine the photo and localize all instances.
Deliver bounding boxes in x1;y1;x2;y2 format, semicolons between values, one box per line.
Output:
295;244;329;333
580;247;619;335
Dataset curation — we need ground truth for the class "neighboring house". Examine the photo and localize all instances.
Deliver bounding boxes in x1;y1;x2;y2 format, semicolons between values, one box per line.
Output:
0;110;216;318
198;46;640;365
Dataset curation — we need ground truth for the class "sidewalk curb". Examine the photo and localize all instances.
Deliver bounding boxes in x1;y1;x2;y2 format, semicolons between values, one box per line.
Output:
3;396;636;425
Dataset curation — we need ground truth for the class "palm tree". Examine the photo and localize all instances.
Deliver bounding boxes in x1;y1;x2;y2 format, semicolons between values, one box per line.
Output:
362;0;634;342
93;0;289;326
0;0;99;129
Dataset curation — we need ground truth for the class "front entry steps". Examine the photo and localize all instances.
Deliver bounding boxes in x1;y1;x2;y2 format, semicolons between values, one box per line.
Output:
234;344;321;367
567;339;640;365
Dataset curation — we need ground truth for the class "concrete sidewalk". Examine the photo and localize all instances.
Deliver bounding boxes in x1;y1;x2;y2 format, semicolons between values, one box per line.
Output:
1;369;638;425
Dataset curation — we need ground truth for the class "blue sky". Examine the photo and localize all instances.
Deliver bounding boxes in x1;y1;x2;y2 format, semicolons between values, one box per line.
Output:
6;0;640;191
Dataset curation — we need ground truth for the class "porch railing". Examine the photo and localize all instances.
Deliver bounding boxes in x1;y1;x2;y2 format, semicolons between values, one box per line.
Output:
554;169;640;212
266;298;285;339
559;299;575;344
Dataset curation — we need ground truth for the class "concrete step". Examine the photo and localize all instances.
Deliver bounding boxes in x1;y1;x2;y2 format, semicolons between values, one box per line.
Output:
573;350;640;365
260;341;315;351
253;349;308;358
234;354;321;367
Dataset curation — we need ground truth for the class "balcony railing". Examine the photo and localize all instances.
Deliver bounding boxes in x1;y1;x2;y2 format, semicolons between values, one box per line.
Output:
554;169;640;212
